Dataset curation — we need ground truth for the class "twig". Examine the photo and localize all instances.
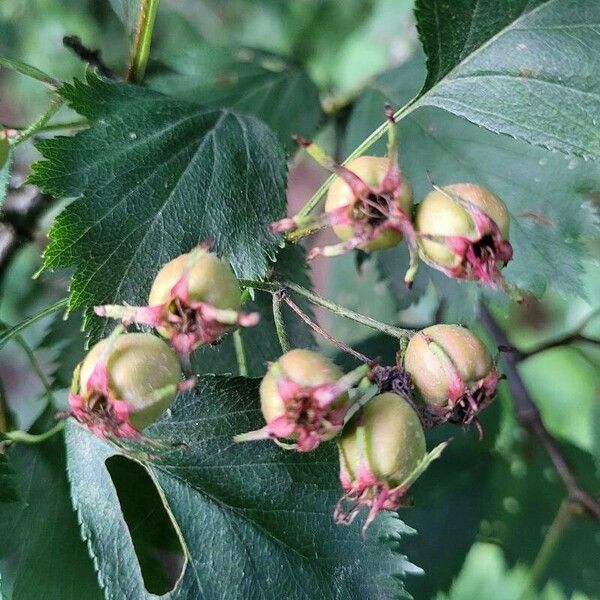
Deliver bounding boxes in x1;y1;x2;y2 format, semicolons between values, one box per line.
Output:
241;279;413;340
11;95;64;146
0;298;69;351
281;292;371;363
519;309;600;358
292;98;419;222
13;334;54;405
480;304;600;520
232;329;248;377
2;421;65;445
63;36;116;79
520;333;599;358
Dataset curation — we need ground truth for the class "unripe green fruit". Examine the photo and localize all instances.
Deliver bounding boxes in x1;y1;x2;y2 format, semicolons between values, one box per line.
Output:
148;250;241;311
325;156;412;251
339;392;426;488
403;324;493;407
79;333;182;430
416;183;509;268
260;349;348;431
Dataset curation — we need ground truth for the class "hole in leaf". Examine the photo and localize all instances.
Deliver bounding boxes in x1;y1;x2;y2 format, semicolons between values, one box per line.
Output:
106;455;185;595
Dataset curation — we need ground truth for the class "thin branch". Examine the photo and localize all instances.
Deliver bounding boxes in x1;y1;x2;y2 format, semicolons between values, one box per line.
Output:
519;309;600;358
11;95;64;146
480;304;600;520
292;99;419;222
241;279;413;340
232;329;248;377
525;499;574;594
281;292;372;363
63;35;116;78
0;298;69;351
14;334;54;405
3;421;65;445
520;333;600;358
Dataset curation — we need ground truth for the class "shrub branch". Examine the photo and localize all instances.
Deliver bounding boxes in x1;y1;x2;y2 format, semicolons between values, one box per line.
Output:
480;304;600;520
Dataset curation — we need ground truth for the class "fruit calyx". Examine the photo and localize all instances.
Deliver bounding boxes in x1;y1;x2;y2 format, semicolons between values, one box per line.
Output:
235;353;369;452
95;245;259;354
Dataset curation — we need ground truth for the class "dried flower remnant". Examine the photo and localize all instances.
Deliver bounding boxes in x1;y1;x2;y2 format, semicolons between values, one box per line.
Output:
335;392;445;532
273;108;420;287
415;184;513;288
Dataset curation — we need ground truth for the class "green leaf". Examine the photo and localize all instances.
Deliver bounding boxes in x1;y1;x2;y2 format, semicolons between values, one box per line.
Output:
413;0;600;159
192;245;316;377
107;0;140;36
0;135;11;205
65;376;418;599
150;46;323;152
345;53;599;322
434;542;592;600
0;454;19;504
30;74;287;339
0;415;103;600
519;347;600;455
482;433;600;596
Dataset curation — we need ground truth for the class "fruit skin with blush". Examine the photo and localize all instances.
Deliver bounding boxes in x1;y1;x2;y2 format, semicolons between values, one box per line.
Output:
324;156;413;252
415;183;512;287
403;324;499;434
95;246;259;354
69;332;184;437
235;349;367;452
148;251;242;313
335;392;427;532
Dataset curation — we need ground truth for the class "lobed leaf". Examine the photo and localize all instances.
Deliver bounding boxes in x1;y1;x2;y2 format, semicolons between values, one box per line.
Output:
344;52;599;322
65;375;419;599
0;413;102;600
30;74;287;340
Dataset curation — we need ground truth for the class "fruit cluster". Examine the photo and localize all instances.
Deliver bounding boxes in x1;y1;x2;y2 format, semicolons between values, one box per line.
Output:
235;324;498;531
68;246;259;439
273;109;513;291
67;135;503;531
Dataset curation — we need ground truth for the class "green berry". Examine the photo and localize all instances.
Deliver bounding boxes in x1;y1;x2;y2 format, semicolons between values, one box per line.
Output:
79;332;182;430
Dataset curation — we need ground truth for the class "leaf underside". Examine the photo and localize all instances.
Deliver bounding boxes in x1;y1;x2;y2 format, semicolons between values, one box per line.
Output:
345;51;599;322
414;0;600;159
